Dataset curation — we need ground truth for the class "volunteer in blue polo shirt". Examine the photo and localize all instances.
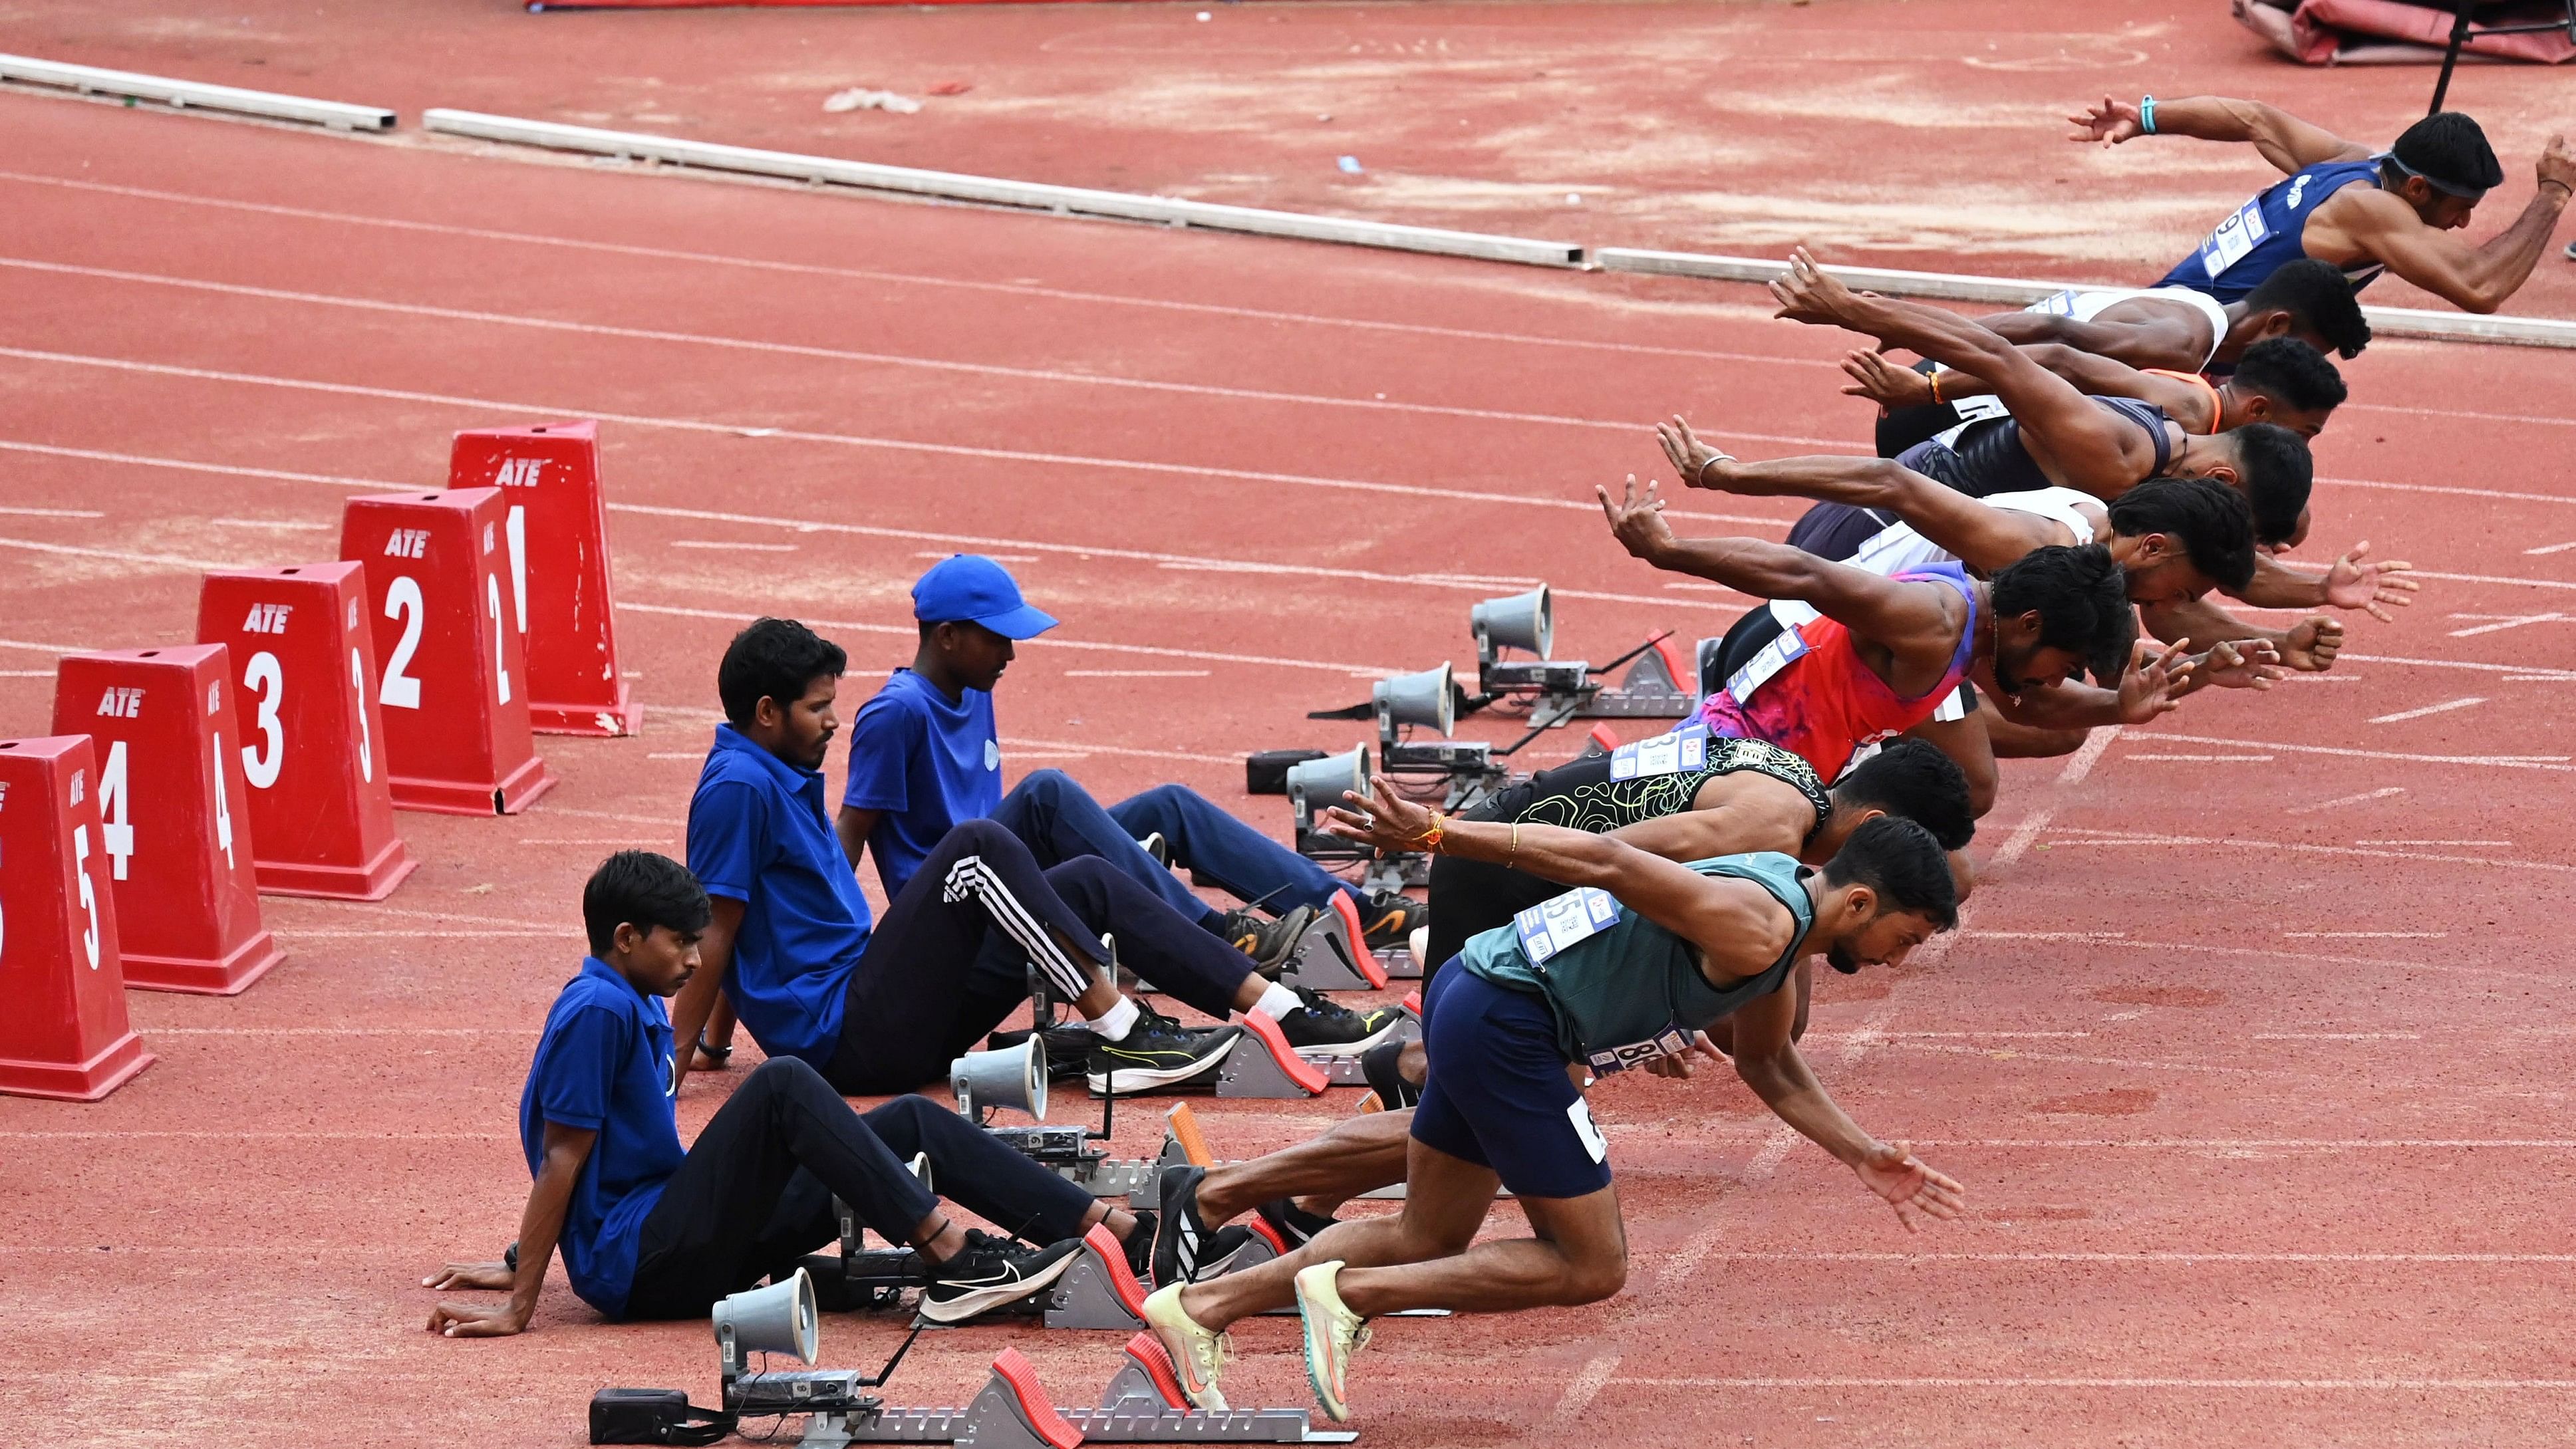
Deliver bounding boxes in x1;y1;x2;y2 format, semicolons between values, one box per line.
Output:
421;851;1130;1335
674;618;1395;1101
837;555;1427;961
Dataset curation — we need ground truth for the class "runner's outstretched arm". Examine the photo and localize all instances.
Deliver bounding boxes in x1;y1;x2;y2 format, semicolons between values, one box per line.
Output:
1661;416;2072;573
2339;143;2573;313
1600;474;1965;691
1724;985;1964;1231
1842;344;2219;432
1975;309;2212;371
2069;94;2370;173
1769;249;2152;491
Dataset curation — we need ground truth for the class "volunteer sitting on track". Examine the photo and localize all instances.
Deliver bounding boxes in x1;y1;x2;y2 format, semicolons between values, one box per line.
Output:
669;618;1379;1103
2073;95;2571;315
1770;249;2318;550
1149;738;1976;1283
835;554;1422;964
422;851;1115;1337
1141;781;1966;1423
1601;475;2186;807
1873;258;2369;456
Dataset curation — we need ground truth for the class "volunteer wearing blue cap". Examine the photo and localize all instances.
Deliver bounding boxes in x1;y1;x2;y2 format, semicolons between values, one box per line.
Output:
2071;95;2571;315
837;555;1426;960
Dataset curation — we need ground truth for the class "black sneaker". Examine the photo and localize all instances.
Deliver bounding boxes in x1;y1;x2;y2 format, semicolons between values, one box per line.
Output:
1215;904;1318;978
1086;1008;1243;1095
1354;890;1426;952
1274;988;1405;1057
918;1230;1085;1323
1121;1209;1159;1281
1254;1198;1340;1251
1358;1037;1421;1109
1151;1164;1252;1286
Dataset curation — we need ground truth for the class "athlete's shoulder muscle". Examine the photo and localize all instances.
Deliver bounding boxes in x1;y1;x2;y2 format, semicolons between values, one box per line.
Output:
1689;876;1802;984
1691;772;1817;855
2301;183;2407;265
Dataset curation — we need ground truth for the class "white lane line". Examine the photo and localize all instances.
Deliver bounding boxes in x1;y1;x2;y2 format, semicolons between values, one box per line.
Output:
623;599;1411;677
2321;475;2576;507
2442;612;2565;635
0;634;106;654
0;168;1819;368
2415;570;2576;593
0;1130;508;1140
2282;930;2445;938
2358;839;2508;846
1698;1251;2564;1263
2525;539;2576;556
1614;1376;2576;1390
1550;1353;1622;1424
2334;652;2576;680
206;516;333;529
1874;1040;2275;1077
0;438;1792;600
2368;696;2486;725
2251;1031;2423;1039
1924;1138;2576;1149
517;838;663;846
0;346;1797;527
2506;674;2572;682
2039;828;2576;876
1977;928;2480;974
916;550;1039;563
0;255;1847;446
1062;669;1210;678
1007;735;1241;766
261;903;561;930
2288;785;2406;814
0;533;230;569
670;539;797;552
2124;753;2273;761
0;668;53;676
0;503;103;517
542;805;689;826
2120;732;2571;770
279;928;559;938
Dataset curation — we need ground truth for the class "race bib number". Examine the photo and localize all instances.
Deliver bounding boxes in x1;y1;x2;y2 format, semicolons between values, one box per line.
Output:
2196;200;2269;280
1724;627;1809;703
1609;725;1708;781
1564;1098;1610;1163
1586;1024;1693;1077
1949;394;2009;424
1514;886;1622;965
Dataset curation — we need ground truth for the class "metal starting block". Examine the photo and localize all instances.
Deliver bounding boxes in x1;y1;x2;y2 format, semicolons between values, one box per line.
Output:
1375;944;1421;981
1574;636;1695;718
1277;898;1386;993
986;1124;1163;1199
769;1335;1354;1448
1043;1224;1153;1330
1211;1013;1330;1099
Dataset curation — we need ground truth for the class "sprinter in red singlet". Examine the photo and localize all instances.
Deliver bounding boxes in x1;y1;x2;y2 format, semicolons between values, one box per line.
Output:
1598;477;2192;791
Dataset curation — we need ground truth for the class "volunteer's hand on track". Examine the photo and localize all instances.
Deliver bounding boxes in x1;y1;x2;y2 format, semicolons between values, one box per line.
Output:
427;1299;531;1338
1655;415;1736;489
1839;350;1935;410
2279;616;2343;672
2069;95;2145;146
1854;1140;1965;1231
2321;541;2418;621
2116;638;2196;722
422;1261;513;1292
1599;474;1679;560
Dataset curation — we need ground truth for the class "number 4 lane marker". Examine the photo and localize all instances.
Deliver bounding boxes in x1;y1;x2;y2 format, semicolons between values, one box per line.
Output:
2367;696;2486;725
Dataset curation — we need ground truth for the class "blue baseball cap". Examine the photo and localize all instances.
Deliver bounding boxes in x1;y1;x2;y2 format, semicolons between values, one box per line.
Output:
912;554;1059;640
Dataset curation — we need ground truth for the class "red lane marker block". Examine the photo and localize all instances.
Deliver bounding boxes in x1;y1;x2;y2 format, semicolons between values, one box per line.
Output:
0;735;155;1101
341;488;555;815
197;563;416;900
51;646;283;995
1326;891;1388;988
447;420;638;737
1118;1333;1191;1410
1234;1011;1331;1095
986;1349;1085;1449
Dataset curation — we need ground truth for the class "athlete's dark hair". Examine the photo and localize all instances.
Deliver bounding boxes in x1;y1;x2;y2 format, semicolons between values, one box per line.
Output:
1819;815;1958;935
718;617;847;727
2231;337;2347;415
583;850;711;956
2388;110;2503;195
2108;476;2257;593
2241;259;2370;360
1834;739;1976;852
1988;543;2134;684
2220;422;2315;547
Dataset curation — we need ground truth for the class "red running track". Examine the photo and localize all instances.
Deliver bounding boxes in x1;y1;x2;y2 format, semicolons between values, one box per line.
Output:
1;70;2574;1449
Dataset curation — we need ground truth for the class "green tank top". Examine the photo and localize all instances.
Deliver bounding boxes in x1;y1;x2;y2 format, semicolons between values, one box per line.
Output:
1457;851;1814;1074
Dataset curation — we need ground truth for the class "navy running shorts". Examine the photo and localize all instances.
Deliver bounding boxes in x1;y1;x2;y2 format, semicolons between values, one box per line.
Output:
1408;961;1614;1200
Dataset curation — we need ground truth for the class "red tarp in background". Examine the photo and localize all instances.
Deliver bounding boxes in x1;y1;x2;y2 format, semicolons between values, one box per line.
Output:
2240;0;2575;65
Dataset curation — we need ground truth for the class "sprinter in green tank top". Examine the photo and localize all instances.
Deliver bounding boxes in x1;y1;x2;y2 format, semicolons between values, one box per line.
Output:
1141;778;1966;1423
